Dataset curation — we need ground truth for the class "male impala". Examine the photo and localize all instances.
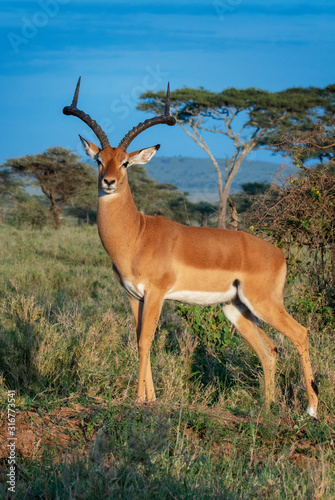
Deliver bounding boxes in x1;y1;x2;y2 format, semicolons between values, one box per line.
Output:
63;78;318;417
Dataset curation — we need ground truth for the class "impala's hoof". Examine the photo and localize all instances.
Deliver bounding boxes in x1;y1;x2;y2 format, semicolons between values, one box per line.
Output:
146;397;157;405
306;406;318;419
135;396;157;405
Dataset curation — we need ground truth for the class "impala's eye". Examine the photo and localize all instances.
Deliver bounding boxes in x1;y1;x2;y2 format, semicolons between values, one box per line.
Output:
97;158;103;167
122;161;129;168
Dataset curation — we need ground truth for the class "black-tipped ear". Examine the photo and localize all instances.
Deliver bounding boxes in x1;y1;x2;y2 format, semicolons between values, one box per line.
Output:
128;145;161;166
79;134;100;159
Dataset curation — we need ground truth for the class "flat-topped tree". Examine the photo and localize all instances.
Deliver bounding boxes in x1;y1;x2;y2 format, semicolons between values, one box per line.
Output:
138;86;326;228
0;168;24;223
261;85;335;167
3;147;96;228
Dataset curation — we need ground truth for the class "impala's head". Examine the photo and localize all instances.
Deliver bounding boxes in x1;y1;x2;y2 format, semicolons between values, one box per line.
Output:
63;77;175;197
79;138;160;196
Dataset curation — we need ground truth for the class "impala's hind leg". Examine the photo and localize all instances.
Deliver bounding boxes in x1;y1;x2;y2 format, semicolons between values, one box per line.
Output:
222;300;277;404
250;300;318;418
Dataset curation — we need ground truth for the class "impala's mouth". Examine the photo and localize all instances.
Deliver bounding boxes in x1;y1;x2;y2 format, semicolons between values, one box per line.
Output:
100;184;117;196
102;181;116;190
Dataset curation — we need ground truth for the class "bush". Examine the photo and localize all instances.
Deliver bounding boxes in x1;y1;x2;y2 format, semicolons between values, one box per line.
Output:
9;196;50;229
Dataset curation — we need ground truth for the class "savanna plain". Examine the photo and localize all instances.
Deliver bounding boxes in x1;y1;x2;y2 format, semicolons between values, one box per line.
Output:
0;223;334;499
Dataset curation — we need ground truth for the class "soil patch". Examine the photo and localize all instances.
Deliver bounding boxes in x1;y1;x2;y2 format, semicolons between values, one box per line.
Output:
0;405;93;460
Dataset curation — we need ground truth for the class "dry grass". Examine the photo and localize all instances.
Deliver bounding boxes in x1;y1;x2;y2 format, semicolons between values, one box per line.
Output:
0;223;334;499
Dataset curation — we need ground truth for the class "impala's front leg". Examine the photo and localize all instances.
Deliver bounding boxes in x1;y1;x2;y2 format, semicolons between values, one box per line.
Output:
136;291;164;403
128;296;154;401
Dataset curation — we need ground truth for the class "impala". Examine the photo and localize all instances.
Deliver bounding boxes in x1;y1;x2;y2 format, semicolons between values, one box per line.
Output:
63;78;318;417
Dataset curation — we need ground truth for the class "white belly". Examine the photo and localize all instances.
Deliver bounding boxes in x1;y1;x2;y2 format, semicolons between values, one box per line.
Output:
121;281;237;306
165;285;237;306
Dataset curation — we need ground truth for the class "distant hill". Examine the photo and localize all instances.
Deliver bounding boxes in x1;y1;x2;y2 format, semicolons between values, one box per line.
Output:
26;156;291;203
147;156;289;202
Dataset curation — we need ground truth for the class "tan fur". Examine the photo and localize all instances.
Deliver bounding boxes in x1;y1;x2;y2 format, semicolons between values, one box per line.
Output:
82;138;318;417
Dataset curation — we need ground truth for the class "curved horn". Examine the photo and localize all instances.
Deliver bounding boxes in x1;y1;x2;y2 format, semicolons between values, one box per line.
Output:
118;83;176;151
63;77;110;150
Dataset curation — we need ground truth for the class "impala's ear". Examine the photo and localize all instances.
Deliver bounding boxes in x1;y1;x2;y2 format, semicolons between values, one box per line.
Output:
79;135;100;159
128;144;160;166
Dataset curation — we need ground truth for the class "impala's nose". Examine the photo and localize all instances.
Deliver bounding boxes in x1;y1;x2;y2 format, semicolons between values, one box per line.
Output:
103;178;115;187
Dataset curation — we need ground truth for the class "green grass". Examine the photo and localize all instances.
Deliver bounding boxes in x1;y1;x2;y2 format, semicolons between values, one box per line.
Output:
0;223;334;499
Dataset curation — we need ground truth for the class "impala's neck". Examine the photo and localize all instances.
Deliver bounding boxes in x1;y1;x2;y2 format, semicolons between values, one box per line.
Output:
97;180;142;265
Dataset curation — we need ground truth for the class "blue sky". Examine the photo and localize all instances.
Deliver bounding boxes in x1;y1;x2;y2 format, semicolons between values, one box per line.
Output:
1;0;335;166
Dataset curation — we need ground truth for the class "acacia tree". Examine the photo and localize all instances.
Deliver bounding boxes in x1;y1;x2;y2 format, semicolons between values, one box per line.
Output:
272;119;335;172
68;167;97;224
264;85;335;167
3;147;96;228
138;86;329;228
247;118;335;287
0;168;24;223
248;167;335;287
